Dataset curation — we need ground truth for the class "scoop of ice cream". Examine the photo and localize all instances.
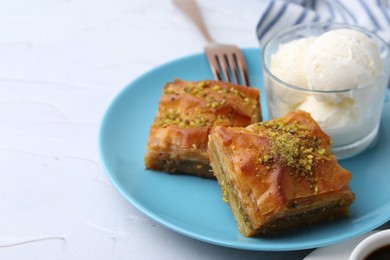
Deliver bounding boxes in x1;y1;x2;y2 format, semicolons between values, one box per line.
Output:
297;95;357;128
270;37;315;105
272;37;315;88
304;29;383;92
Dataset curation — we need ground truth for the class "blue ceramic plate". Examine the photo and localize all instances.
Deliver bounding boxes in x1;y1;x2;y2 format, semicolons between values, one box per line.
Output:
98;48;390;251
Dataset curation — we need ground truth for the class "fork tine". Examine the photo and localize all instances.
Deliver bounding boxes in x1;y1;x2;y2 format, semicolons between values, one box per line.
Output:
226;54;239;84
216;53;231;83
205;51;222;81
233;50;250;86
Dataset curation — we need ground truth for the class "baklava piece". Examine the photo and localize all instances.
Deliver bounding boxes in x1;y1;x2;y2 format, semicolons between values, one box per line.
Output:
208;110;355;236
145;79;261;178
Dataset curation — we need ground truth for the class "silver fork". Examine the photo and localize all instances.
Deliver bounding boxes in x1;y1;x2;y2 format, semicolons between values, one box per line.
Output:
173;0;250;86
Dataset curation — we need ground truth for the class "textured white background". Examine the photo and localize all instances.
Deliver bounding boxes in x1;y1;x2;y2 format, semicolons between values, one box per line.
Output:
0;0;366;259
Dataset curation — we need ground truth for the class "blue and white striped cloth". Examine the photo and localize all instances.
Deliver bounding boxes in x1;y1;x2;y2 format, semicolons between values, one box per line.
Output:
256;0;390;46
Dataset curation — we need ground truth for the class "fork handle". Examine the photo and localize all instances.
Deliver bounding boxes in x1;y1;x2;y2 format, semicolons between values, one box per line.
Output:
173;0;215;43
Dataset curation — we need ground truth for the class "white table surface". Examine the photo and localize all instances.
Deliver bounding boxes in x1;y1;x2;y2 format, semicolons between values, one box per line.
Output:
0;1;386;259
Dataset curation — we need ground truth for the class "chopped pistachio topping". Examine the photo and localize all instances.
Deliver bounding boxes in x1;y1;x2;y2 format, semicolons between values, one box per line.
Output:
212;85;221;91
155;80;257;128
154;109;181;127
154;108;207;128
256;117;331;186
205;96;226;110
229;87;247;100
214;115;225;124
183;81;206;95
182;81;254;109
189;116;209;127
163;84;175;94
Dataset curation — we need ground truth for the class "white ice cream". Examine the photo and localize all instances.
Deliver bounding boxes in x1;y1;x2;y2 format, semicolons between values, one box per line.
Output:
271;37;315;89
270;28;383;129
297;95;357;129
304;29;383;92
270;37;315;106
